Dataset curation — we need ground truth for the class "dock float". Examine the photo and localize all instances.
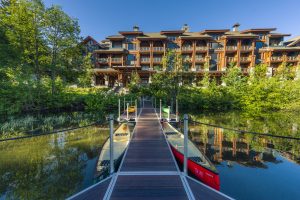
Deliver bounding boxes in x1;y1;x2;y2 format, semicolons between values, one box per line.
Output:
68;101;233;200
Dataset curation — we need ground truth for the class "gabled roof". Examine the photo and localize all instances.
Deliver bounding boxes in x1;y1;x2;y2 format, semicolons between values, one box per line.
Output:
82;36;100;46
137;32;167;40
222;31;258;39
285;36;300;47
199;29;230;34
179;32;213;40
106;35;125;40
268;33;291;38
241;28;277;33
160;30;185;35
119;31;144;35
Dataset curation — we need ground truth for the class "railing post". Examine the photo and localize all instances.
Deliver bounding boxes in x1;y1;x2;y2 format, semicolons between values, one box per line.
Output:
118;99;121;121
183;114;188;176
176;99;178;122
126;103;129;120
167;106;170;121
135;99;137;121
109;114;114;174
159;99;162;119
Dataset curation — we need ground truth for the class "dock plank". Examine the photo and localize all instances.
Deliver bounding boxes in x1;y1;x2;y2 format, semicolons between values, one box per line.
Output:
110;175;188;200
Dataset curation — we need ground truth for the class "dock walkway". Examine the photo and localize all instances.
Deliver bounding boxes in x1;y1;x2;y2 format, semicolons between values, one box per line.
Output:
68;101;233;200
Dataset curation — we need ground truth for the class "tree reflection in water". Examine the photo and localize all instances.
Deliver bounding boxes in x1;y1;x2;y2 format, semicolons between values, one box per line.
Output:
0;126;108;200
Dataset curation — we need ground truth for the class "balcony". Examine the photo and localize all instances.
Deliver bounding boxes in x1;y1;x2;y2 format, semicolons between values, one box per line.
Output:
111;58;122;63
227;57;237;63
270;56;283;62
195;46;208;51
287;56;298;62
226;46;238;51
140;47;150;52
240;46;253;51
141;58;150;63
240;57;251;62
153;47;164;52
153;57;162;63
195;57;206;62
182;46;193;52
98;58;108;64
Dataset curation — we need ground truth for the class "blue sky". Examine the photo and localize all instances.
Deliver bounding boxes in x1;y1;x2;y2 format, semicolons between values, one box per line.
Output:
44;0;300;42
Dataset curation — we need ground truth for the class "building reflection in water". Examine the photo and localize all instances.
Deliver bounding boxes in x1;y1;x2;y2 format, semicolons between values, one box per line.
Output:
189;125;287;168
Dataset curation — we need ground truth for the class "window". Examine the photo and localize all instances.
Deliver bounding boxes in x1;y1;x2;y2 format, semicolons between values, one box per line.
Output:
112;41;122;48
167;36;177;41
127;43;135;50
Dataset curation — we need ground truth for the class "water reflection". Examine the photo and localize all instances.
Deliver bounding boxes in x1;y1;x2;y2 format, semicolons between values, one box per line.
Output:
0;126;108;200
189;112;300;200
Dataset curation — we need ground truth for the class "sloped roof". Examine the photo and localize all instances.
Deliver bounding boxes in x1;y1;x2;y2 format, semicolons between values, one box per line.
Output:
241;28;277;33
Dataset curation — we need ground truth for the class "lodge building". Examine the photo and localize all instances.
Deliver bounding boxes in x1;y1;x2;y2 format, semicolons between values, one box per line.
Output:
82;24;300;87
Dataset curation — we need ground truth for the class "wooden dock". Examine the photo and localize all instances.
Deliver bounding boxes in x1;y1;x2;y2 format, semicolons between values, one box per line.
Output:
68;101;233;200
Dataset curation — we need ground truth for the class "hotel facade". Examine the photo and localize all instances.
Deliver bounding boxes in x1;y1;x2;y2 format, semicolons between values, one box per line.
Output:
82;24;300;87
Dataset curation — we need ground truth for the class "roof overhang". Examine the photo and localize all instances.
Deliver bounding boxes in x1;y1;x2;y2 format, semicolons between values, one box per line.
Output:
160;30;185;35
241;28;277;33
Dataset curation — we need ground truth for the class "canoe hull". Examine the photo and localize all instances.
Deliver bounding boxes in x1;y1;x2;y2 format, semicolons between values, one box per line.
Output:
170;145;220;191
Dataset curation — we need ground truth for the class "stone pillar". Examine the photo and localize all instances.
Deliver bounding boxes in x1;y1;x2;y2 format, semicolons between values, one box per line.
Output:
104;75;109;86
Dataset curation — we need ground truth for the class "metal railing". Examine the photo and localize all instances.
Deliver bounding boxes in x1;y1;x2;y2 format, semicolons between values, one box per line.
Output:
196;46;208;51
140;47;150;51
111;58;122;62
153;47;164;51
271;56;283;61
182;46;193;51
226;46;238;50
240;57;251;62
240;46;252;50
227;57;236;62
141;58;150;62
98;58;108;63
287;56;298;61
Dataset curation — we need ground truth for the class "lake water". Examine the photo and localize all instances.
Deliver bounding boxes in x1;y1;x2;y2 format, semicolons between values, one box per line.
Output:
0;111;299;199
0;125;109;200
189;112;300;200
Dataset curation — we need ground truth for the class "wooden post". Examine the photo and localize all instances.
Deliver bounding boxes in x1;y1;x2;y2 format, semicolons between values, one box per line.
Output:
109;114;114;174
183;114;188;175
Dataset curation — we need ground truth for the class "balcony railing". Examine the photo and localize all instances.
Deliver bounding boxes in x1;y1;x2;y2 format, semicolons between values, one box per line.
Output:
287;56;298;61
111;58;122;62
240;57;251;62
140;47;150;51
226;46;238;50
153;47;164;51
153;58;162;63
196;46;208;51
141;58;150;62
271;56;283;61
98;58;108;63
240;46;252;51
195;57;205;62
227;57;236;62
182;46;193;51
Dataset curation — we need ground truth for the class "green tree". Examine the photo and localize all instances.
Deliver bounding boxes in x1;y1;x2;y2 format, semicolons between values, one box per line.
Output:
44;5;80;95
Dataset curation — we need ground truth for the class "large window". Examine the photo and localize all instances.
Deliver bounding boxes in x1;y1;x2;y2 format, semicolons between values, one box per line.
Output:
127;43;135;50
112;41;122;48
126;54;136;65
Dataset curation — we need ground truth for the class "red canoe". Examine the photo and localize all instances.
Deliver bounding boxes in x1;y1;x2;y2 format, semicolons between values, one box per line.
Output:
162;122;220;190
